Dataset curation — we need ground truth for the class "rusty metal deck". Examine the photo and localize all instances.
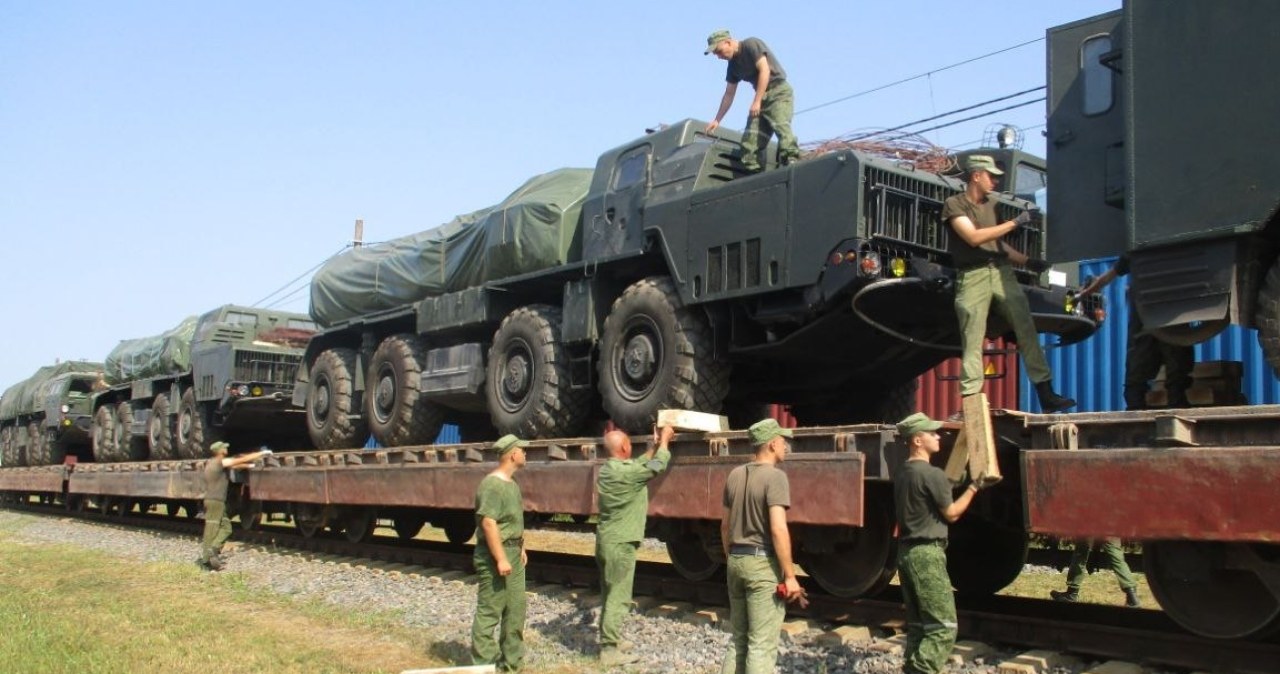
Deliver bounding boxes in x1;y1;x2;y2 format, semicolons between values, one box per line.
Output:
0;465;69;493
68;461;207;500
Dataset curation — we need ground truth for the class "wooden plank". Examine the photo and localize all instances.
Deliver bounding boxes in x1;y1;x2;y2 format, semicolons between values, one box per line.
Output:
657;409;729;433
961;393;1002;487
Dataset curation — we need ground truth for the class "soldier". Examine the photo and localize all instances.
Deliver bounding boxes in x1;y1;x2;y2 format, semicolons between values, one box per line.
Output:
470;434;529;672
944;155;1074;412
1050;539;1140;607
704;30;800;173
595;424;674;666
894;412;982;674
198;440;271;571
720;418;805;674
1078;254;1194;410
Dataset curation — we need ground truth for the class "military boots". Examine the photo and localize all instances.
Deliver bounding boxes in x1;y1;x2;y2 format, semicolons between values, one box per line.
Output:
1123;587;1140;608
1035;381;1076;412
1049;588;1079;602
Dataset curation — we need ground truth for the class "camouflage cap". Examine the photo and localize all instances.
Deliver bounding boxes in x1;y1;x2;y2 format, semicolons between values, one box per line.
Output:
705;29;731;54
747;418;793;446
896;412;943;439
965;154;1005;175
209;440;230;454
493;434;529;456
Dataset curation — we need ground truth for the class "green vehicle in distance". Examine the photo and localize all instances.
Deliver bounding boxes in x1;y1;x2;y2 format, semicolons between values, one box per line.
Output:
0;361;104;466
91;305;317;462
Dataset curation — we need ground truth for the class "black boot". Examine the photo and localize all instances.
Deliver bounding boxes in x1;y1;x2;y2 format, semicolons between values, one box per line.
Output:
1036;381;1076;412
1123;587;1140;608
1050;588;1079;602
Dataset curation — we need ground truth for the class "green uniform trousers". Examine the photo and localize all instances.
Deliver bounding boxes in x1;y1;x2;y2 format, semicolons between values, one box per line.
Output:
740;81;799;171
596;540;639;648
720;554;785;674
1124;299;1194;409
955;263;1051;396
1066;539;1137;592
471;544;526;672
200;499;232;562
899;542;958;674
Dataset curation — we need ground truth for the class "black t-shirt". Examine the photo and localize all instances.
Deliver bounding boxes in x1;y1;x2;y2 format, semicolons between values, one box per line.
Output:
943;193;1008;269
894;459;953;541
726;37;787;90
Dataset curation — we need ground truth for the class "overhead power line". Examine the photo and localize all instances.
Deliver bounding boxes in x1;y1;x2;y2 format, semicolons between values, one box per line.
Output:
251;244;350;309
840;86;1045;143
881;97;1046;143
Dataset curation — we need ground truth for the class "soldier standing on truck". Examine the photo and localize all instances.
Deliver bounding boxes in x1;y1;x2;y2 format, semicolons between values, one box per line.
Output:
944;154;1075;412
198;441;271;571
894;412;983;674
594;424;674;666
470;434;529;672
704;30;800;173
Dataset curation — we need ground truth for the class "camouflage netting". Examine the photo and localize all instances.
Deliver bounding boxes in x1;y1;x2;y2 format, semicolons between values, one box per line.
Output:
104;316;198;384
310;168;593;327
0;360;104;421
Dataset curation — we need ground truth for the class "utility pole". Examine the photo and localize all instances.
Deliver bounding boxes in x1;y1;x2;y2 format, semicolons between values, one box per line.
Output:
353;219;364;248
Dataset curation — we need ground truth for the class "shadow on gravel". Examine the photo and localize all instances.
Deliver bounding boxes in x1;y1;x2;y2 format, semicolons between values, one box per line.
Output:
428;639;472;666
528;605;602;657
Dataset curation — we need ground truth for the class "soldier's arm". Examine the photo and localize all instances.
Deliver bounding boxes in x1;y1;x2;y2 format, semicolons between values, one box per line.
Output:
749;56;769;115
709;82;739;131
942;483;979;523
769;505;802;598
720;507;731;559
480;516;509;567
949;214;1018;247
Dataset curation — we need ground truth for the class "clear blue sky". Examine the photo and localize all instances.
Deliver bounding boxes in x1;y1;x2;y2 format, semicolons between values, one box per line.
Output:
0;0;1120;389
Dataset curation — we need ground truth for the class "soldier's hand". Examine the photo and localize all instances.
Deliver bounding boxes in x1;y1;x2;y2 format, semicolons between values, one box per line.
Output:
706;120;721;134
748;101;762;117
783;577;808;608
497;559;513;577
1013;209;1043;229
520;548;528;567
657;425;675;447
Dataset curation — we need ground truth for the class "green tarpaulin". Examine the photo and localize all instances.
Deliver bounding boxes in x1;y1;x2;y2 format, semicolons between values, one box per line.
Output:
0;360;104;420
104;316;198;384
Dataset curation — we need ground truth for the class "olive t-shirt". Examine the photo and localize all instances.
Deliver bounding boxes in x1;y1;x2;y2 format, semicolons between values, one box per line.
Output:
474;474;524;552
203;457;229;502
943;193;1008;269
726;37;787;90
894;459;953;541
722;462;790;550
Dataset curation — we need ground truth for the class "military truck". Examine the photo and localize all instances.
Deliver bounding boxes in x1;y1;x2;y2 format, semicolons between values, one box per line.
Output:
1046;0;1280;373
0;361;104;466
298;120;1100;449
91;305;316;461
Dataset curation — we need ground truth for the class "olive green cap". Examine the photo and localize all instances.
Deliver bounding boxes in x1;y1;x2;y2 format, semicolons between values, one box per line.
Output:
896;412;943;439
965;154;1004;175
209;441;230;454
705;29;731;54
747;418;793;445
493;434;529;456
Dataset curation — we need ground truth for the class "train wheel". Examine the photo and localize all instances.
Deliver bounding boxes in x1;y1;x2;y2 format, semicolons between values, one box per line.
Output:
798;501;898;598
340;507;377;543
1146;541;1280;639
292;503;328;538
667;536;724;582
946;518;1029;596
148;394;176;460
598;277;731;433
486;305;591;439
93;405;116;462
235;499;263;531
438;514;475;545
366;335;443;448
393;514;427;540
306;348;368;450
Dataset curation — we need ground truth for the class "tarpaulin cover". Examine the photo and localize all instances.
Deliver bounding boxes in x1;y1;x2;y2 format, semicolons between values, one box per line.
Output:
104;316;199;384
309;168;593;327
0;361;104;420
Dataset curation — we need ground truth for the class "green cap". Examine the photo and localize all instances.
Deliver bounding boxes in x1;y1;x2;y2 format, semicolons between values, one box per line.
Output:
209;441;230;454
747;418;793;446
493;434;529;456
705;29;731;54
896;412;943;439
964;154;1004;175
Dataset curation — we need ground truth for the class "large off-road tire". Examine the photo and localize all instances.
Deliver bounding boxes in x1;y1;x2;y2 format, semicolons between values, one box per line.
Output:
28;422;48;465
487;305;591;439
93;405;117;462
176;389;221;459
598;277;731;433
148;394;177;460
0;427;13;466
1256;258;1280;378
791;379;919;427
366;334;444;448
115;402;147;462
306;348;368;450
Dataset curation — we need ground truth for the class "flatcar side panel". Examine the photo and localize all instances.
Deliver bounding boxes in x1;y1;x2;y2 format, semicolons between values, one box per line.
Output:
1023;447;1280;541
248;469;329;504
69;467;205;499
0;466;68;493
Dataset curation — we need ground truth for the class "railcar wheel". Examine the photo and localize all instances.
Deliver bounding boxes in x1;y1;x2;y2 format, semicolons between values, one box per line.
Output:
598;277;731;433
487;305;591;439
367;335;444;448
306;348;368;450
797;501;898;598
293;504;328;539
393;514;427;540
340;507;377;543
946;517;1029;596
93;405;116;462
1146;541;1280;639
438;514;475;545
667;537;724;582
148;394;176;460
235;499;263;531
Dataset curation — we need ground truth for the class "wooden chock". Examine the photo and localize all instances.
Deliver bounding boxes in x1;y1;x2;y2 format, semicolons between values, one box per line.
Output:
960;393;1002;487
944;428;969;484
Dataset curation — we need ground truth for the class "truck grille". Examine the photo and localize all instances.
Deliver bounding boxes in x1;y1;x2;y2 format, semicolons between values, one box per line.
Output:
234;351;301;386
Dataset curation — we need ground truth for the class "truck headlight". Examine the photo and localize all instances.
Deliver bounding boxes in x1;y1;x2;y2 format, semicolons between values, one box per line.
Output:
238;385;250;396
61;404;70;413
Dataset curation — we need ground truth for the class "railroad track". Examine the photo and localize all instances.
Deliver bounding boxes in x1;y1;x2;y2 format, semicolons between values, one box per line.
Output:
7;500;1279;674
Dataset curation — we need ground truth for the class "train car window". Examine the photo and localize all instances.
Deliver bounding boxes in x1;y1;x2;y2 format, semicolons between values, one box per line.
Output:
1082;35;1114;116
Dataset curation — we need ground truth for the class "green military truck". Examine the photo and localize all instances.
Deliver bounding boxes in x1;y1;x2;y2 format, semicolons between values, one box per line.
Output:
91;305;316;461
1046;0;1280;371
0;361;104;466
298;120;1101;449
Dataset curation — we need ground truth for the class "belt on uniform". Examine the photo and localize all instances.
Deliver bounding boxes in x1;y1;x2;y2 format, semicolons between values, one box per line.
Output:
503;537;524;547
900;538;947;549
958;259;1008;271
729;544;775;557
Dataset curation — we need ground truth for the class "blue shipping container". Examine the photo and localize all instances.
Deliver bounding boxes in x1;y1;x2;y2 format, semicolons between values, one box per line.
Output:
1019;257;1280;412
362;423;462;449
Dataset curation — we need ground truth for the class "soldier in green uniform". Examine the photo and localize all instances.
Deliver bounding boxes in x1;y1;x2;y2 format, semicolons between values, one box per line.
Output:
595;424;675;666
1050;539;1140;607
198;441;272;571
704;30;800;173
720;418;805;674
470;434;529;672
894;412;982;674
944;155;1074;412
